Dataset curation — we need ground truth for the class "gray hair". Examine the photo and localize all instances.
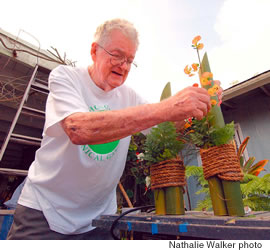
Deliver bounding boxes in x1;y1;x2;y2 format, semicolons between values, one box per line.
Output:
94;18;139;49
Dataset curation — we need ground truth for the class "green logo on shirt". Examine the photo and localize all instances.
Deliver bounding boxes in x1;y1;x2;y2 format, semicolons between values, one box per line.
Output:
81;105;119;161
88;140;120;154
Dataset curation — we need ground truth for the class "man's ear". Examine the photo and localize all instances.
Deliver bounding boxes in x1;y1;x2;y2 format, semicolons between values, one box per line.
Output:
90;42;98;62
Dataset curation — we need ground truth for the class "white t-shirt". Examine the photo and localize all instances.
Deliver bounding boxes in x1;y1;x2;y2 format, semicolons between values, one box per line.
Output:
18;65;147;234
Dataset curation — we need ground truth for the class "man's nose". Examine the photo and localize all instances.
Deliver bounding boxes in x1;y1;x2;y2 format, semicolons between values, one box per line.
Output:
119;59;130;70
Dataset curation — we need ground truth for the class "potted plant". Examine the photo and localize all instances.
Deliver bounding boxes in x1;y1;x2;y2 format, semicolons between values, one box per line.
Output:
185;136;270;212
181;36;245;216
143;121;185;215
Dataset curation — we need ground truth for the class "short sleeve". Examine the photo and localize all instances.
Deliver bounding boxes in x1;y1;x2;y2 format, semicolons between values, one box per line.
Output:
44;66;89;137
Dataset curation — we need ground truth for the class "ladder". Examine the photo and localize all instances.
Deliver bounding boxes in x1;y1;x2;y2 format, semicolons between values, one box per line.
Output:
0;64;49;162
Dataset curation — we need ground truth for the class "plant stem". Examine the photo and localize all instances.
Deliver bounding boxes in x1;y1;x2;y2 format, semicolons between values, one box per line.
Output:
197;49;202;67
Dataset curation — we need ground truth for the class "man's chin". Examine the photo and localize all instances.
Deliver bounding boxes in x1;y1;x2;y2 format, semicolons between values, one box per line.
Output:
109;80;125;89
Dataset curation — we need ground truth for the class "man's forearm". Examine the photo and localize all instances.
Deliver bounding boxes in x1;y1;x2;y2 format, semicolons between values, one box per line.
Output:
62;102;167;145
62;86;212;145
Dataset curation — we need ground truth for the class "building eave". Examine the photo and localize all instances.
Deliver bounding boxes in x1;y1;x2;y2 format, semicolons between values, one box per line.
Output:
223;70;270;102
0;28;62;70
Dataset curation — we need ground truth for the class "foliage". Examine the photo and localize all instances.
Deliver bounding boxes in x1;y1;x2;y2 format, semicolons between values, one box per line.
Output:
240;174;270;211
238;136;269;176
180;115;235;149
186;136;270;211
120;133;153;208
143;122;184;164
185;165;270;211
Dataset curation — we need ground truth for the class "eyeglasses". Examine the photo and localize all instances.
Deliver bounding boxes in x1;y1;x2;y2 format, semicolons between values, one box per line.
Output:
97;44;137;68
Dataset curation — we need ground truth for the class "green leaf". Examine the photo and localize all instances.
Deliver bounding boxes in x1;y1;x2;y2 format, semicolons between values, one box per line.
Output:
237;136;250;159
160;82;171;101
243;157;256;173
210;121;235;146
143;122;184;164
248;160;269;176
126;189;134;198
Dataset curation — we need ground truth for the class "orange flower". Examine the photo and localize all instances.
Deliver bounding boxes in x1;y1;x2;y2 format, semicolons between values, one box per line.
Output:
208;88;216;96
212;84;220;92
210;99;217;106
197;43;204;50
192;63;199;71
192;36;204;50
192;36;201;46
201;72;213;79
200;72;213;86
184;122;191;129
184;65;195;77
192;83;199;87
184;65;191;74
200;77;211;86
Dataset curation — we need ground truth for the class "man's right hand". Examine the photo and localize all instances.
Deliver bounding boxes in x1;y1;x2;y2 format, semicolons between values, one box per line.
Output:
161;86;211;122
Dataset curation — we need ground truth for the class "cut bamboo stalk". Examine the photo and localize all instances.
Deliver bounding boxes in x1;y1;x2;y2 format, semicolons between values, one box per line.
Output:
201;53;244;216
159;82;179;216
200;53;225;128
222;180;245;216
165;186;185;215
154;189;166;215
200;53;228;216
208;177;228;215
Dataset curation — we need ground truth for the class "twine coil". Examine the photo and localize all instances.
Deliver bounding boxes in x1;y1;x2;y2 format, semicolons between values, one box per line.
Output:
150;158;186;190
200;144;244;181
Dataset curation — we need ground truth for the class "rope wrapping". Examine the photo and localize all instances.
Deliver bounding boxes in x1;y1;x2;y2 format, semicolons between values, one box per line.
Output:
200;144;244;181
150;158;186;190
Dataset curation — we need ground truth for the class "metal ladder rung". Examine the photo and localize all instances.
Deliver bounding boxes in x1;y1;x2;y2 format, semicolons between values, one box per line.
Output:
10;133;41;146
31;82;49;94
0;168;28;176
22;106;45;116
35;78;48;85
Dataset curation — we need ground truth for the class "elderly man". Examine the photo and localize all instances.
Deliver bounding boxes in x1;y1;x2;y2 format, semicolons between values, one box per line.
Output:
8;19;211;240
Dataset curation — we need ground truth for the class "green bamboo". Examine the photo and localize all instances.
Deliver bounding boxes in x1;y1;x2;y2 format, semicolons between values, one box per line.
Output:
201;53;244;216
159;82;179;215
222;180;245;216
165;186;185;215
200;53;228;216
154;189;166;215
200;53;225;128
208;177;228;216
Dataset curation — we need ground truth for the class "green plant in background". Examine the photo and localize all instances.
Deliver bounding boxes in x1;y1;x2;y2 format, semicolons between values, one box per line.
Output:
185;137;270;212
238;136;269;176
119;133;153;208
143;122;184;164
